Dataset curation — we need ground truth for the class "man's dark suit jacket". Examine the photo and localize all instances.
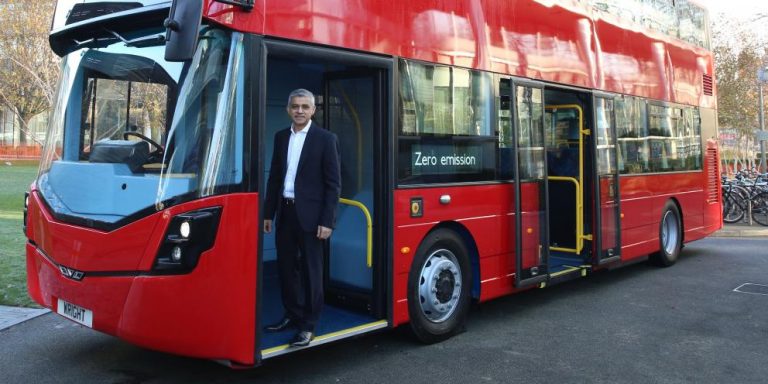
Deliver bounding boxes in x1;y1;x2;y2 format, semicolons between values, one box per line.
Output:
264;124;341;232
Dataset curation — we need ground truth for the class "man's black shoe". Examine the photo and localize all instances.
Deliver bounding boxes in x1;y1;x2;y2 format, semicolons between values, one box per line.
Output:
264;318;294;332
290;331;314;347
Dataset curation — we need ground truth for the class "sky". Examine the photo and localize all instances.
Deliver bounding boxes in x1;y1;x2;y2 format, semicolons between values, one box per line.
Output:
697;0;768;45
698;0;768;21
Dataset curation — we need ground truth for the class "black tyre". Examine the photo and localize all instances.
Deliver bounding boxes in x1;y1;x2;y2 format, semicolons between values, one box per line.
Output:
751;192;768;227
407;228;472;344
650;201;682;267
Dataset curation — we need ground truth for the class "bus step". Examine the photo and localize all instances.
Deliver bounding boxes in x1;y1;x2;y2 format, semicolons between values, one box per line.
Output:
540;265;590;288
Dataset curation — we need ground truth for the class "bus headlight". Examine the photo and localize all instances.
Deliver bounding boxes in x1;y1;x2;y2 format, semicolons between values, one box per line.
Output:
179;221;191;239
152;207;222;273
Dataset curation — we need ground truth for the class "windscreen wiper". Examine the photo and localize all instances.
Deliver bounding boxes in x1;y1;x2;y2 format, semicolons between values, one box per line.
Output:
124;33;166;48
73;29;166;50
106;29;166;48
213;0;254;11
73;36;119;50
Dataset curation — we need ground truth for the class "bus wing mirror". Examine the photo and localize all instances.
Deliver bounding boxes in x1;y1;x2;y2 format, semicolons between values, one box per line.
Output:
164;0;203;62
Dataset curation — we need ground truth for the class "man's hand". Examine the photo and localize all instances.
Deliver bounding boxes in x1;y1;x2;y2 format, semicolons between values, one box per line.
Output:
264;219;273;234
317;225;333;240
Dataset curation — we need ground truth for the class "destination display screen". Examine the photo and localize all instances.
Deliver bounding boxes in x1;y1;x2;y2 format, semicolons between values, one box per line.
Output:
398;136;497;184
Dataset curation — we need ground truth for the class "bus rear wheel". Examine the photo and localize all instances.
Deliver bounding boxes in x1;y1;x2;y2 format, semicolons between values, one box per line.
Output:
407;229;471;344
650;201;682;267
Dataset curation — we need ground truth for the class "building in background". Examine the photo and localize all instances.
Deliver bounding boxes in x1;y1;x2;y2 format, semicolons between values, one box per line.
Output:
719;127;763;175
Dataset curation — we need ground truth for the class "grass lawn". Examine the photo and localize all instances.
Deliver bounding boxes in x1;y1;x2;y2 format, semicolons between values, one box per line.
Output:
0;160;39;307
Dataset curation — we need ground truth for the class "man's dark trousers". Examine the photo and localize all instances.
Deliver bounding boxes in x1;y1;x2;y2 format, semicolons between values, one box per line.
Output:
276;199;324;332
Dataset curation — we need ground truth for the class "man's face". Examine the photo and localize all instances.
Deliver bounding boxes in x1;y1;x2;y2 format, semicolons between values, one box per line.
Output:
287;96;316;128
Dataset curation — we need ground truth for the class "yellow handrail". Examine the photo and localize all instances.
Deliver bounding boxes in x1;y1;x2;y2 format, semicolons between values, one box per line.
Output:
338;198;373;268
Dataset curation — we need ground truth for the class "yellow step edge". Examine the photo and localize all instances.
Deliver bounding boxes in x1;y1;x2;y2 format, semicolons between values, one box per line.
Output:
261;319;388;357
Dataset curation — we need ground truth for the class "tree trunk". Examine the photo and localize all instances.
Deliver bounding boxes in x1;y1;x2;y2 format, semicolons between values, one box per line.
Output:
21;115;31;145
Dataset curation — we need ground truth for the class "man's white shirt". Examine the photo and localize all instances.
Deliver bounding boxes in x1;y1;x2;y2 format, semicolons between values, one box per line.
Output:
283;121;311;199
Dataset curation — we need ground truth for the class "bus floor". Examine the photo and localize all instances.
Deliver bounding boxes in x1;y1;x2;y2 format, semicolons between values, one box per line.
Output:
259;261;378;351
549;251;586;275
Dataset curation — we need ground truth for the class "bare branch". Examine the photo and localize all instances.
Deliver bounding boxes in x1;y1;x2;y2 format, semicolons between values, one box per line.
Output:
0;88;47;147
0;0;60;145
0;54;56;105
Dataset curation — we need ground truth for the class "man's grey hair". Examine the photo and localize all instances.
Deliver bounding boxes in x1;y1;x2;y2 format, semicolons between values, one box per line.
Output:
287;88;315;107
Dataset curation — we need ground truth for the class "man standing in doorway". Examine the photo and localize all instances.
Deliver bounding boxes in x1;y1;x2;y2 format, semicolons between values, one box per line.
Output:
263;88;341;347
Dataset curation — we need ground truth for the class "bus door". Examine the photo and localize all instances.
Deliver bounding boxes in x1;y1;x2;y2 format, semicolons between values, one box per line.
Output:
320;70;387;317
258;41;389;360
545;105;587;256
592;95;621;265
506;79;549;288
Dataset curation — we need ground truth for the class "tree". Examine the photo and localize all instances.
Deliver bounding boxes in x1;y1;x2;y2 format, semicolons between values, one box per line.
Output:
0;0;59;145
712;15;768;172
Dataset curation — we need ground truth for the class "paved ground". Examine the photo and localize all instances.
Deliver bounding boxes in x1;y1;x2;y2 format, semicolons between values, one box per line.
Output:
0;305;48;331
710;222;768;238
1;237;767;383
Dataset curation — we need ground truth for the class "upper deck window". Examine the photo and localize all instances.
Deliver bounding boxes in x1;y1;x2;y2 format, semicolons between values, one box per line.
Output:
590;0;710;49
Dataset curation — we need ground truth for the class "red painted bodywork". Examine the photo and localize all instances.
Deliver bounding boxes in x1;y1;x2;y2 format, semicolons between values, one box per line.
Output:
26;191;259;365
204;0;715;107
392;165;721;327
392;183;546;326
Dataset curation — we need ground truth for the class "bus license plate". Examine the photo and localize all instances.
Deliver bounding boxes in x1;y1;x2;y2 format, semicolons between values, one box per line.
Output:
56;298;93;328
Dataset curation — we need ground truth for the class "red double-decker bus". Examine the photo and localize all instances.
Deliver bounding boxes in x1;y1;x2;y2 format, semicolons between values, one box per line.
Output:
24;0;721;367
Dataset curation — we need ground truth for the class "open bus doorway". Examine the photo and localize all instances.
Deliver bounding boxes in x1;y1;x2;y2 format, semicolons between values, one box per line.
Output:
257;41;390;360
543;87;622;280
543;89;594;280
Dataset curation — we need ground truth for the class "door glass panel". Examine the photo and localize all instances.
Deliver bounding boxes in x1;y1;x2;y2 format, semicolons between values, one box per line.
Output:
327;76;375;291
516;85;547;280
595;97;620;260
497;78;514;180
596;98;616;175
516;87;545;180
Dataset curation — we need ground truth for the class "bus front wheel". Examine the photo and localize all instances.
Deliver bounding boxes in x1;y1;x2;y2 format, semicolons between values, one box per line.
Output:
650;201;682;267
407;229;471;344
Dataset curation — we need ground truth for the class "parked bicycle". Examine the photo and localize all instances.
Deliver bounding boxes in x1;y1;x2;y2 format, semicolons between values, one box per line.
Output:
721;171;768;226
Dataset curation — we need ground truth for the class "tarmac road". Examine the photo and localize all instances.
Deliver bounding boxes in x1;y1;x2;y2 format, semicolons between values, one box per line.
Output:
1;237;767;383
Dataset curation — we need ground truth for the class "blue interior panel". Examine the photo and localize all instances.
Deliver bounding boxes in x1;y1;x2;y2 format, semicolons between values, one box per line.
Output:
330;191;373;290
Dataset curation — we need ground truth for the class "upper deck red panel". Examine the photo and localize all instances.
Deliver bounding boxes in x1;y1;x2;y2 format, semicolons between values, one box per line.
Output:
203;0;714;108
